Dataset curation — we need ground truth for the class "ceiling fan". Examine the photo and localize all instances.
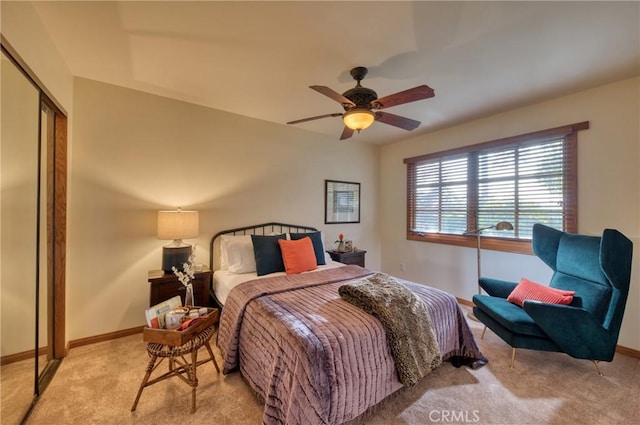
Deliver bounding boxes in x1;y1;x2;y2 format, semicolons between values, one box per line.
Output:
287;66;435;140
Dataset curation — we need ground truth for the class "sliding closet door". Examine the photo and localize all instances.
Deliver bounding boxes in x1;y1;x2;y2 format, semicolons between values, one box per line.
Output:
0;50;40;424
1;38;67;423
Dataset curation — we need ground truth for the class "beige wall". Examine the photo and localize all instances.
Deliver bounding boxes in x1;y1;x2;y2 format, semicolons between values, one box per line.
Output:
380;77;640;350
70;78;380;340
3;0;639;353
1;1;73;112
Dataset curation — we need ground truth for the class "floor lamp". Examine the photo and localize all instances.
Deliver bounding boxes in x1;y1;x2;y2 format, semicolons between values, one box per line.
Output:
464;221;514;320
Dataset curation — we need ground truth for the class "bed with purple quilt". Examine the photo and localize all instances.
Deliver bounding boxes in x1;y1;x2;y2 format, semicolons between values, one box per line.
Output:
212;223;483;425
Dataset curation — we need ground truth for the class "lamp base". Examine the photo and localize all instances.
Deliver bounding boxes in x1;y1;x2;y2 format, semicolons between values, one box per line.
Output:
162;245;192;273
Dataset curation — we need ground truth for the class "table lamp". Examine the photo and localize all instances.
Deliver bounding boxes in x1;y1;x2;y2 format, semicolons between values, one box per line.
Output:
157;208;199;273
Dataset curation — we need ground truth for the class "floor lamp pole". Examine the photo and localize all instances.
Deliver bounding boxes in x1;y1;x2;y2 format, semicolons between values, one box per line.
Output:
466;221;514;322
465;230;485;322
476;231;482;295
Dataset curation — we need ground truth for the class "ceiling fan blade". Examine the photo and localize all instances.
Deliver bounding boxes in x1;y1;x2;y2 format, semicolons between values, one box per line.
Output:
340;126;354;140
310;86;355;107
287;113;342;125
375;111;421;131
372;85;435;110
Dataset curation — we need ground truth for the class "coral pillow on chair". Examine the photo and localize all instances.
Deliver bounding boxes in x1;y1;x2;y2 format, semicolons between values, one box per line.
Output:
507;277;575;307
278;237;318;275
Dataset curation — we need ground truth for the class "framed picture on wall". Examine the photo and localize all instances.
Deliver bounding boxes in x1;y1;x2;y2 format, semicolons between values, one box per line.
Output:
325;180;360;224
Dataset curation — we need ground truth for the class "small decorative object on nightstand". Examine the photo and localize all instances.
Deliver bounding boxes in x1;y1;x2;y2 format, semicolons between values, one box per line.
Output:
334;233;347;252
327;249;367;267
344;240;353;251
148;269;212;307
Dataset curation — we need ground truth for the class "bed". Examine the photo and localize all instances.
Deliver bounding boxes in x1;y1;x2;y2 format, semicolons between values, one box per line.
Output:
211;223;484;425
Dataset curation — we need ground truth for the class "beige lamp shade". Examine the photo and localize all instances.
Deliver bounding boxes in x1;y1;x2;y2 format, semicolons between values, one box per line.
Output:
157;210;199;241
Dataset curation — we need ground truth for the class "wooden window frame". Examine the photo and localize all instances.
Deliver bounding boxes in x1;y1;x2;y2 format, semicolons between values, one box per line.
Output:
404;122;589;254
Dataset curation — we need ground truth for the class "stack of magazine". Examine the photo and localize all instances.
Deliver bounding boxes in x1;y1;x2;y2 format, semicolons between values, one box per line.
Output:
145;295;182;329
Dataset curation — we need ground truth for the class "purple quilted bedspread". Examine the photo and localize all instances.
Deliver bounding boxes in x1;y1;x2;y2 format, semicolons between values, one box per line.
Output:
217;265;483;425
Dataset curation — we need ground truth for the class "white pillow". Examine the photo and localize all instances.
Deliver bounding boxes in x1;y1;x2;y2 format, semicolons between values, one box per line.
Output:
227;240;257;274
220;235;256;273
320;232;332;263
219;235;233;270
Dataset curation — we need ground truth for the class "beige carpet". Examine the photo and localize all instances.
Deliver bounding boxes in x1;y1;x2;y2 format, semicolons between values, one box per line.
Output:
23;307;639;425
1;359;36;425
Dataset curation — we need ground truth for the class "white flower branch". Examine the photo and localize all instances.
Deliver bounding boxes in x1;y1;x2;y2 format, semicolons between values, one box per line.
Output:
172;244;197;288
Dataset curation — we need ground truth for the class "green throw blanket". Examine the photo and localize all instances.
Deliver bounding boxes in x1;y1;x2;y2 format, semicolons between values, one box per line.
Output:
338;273;442;387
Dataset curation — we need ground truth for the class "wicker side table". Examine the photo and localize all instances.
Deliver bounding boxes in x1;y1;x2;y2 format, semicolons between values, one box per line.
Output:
131;309;220;413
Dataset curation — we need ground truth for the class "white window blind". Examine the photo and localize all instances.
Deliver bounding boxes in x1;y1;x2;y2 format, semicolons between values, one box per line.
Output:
412;155;468;234
405;122;587;250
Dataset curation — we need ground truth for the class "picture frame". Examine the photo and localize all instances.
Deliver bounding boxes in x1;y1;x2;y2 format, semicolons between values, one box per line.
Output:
325;180;360;224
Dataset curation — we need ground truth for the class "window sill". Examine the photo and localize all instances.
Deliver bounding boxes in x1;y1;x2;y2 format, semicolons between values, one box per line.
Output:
406;233;533;255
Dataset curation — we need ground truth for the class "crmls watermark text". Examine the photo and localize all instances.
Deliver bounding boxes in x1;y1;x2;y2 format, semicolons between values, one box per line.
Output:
428;410;481;423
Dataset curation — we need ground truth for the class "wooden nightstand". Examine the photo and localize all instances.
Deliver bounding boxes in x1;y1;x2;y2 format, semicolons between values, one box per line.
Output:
327;249;367;267
148;269;212;307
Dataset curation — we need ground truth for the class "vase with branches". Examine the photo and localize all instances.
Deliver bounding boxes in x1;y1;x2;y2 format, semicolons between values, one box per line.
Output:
172;245;197;306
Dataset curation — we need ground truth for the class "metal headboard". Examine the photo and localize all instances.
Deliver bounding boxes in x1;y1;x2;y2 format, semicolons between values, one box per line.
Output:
209;222;319;270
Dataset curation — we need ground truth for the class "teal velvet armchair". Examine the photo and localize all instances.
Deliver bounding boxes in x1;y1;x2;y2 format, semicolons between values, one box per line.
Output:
472;223;633;374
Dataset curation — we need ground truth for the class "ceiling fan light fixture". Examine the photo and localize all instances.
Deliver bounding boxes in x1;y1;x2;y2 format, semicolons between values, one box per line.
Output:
343;109;375;131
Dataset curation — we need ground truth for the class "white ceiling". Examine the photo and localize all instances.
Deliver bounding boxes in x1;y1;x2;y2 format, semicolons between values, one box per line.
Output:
32;1;639;145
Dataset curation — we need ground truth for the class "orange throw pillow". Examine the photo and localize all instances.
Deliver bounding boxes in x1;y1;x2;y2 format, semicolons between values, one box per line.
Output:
278;237;318;275
507;277;575;307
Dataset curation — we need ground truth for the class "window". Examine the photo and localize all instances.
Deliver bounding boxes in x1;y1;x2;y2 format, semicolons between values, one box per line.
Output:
404;122;589;254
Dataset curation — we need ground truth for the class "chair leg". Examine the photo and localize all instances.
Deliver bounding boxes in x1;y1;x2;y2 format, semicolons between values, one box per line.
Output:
204;341;220;373
592;360;604;376
131;354;158;411
190;347;198;414
510;348;516;369
481;326;487;340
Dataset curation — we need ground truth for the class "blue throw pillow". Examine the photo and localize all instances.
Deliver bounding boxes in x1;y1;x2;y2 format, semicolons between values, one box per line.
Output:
290;231;326;265
251;234;287;276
